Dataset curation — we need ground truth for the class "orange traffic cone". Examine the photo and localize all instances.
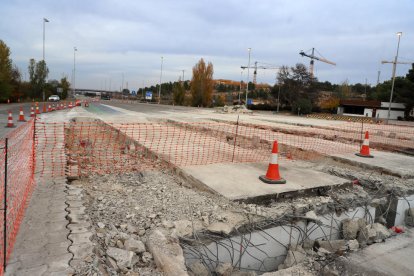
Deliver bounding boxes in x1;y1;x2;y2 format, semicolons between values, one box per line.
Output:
48;104;52;112
6;111;15;128
69;102;73;108
356;131;373;158
259;141;286;184
43;103;47;113
30;106;35;117
18;107;26;122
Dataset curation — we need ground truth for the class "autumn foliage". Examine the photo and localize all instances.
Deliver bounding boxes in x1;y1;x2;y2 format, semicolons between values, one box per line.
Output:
190;58;214;107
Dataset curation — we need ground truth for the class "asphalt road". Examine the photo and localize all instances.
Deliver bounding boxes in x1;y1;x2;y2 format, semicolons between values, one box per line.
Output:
101;100;202;114
0;102;36;138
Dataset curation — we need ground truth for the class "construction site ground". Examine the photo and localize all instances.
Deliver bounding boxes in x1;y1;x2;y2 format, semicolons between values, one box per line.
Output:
7;100;414;276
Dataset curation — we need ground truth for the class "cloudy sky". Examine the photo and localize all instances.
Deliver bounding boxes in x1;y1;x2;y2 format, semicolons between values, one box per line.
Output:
1;0;413;91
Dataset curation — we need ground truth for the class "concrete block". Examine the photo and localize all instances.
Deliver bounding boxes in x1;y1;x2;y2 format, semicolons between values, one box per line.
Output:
68;232;93;244
147;229;188;276
46;253;73;272
69;242;95;260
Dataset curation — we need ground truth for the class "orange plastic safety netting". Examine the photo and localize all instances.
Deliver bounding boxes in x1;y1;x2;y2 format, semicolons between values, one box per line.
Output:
34;119;414;178
0;119;35;273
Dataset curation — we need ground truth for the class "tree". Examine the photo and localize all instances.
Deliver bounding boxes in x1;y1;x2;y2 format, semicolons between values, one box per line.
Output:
60;77;70;99
190;58;214;107
406;63;414;82
173;79;185;105
277;63;314;111
28;59;49;99
0;40;13;101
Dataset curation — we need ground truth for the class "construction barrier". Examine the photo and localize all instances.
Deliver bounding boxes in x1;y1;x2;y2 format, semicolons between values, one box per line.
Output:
34;119;414;178
0;119;35;273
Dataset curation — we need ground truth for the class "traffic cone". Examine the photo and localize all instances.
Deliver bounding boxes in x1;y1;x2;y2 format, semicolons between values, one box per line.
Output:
43;103;47;113
356;131;373;158
69;102;73;108
48;104;52;112
60;103;64;110
30;106;35;117
18;107;26;122
5;111;15;128
259;141;286;184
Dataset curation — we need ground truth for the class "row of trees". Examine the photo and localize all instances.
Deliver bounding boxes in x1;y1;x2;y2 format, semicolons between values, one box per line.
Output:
0;40;70;102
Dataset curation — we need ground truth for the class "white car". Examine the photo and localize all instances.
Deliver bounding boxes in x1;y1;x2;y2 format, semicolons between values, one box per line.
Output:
48;95;60;102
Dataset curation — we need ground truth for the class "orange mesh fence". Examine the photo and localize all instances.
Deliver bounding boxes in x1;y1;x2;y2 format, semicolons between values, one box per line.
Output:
0;119;35;274
34;118;414;178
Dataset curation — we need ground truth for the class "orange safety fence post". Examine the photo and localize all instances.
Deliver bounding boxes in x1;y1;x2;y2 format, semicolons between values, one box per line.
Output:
356;131;373;158
42;103;47;113
18;107;26;122
259;140;286;184
5;111;15;128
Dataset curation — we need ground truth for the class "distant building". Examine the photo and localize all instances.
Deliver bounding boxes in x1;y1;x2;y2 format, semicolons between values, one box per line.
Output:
337;99;405;120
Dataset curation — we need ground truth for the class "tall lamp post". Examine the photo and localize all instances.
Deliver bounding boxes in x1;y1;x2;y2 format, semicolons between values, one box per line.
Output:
386;32;402;123
158;56;163;104
42;18;49;101
239;70;243;104
73;47;77;98
245;48;251;107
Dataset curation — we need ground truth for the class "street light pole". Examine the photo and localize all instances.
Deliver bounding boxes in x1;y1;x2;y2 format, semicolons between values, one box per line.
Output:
158;56;163;104
239;70;243;104
386;32;402;124
42;18;49;101
246;48;251;107
73;47;77;98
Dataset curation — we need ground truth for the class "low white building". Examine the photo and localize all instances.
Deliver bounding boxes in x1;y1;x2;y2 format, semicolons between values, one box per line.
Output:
337;100;405;120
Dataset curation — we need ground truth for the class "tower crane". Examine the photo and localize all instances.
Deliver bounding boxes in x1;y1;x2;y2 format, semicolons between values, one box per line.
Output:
381;60;413;65
240;61;280;84
299;48;336;79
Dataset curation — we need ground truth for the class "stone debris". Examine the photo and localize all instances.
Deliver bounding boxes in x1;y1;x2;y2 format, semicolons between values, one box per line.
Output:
215;262;233;276
106;247;134;271
67;162;410;275
341;218;367;240
217;105;253;114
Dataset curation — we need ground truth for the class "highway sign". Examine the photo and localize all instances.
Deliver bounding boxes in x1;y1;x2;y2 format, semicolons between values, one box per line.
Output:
145;91;152;100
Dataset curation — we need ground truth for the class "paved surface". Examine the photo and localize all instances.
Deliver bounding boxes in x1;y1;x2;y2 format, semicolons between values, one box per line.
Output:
332;151;414;179
182;161;349;201
5;108;81;275
5;176;73;275
344;228;414;275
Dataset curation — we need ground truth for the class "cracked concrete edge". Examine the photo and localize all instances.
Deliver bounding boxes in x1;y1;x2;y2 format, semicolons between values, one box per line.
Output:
65;183;95;271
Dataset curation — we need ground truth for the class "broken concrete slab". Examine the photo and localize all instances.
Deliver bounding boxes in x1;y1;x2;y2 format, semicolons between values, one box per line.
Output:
182;161;350;202
146;229;188;276
332;151;414;179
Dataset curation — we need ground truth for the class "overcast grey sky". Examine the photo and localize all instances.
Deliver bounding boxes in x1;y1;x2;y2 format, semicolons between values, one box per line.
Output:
1;0;413;91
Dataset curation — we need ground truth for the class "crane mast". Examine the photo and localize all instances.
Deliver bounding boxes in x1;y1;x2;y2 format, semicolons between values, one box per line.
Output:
241;61;280;84
299;48;336;78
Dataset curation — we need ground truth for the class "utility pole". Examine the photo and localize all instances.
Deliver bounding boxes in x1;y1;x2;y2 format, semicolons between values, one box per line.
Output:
377;71;381;86
246;48;251;107
73;47;77;98
42;18;49;101
158;56;163;104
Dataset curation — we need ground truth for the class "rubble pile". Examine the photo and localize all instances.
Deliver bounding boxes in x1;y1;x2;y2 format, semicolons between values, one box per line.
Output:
217;105;253;114
70;161;412;275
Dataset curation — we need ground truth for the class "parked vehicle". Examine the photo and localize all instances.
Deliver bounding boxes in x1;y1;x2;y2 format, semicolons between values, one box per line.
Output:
48;95;60;102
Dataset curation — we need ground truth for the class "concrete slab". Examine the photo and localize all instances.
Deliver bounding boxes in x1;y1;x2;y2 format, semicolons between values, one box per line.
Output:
342;228;414;275
182;161;350;202
332;150;414;179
